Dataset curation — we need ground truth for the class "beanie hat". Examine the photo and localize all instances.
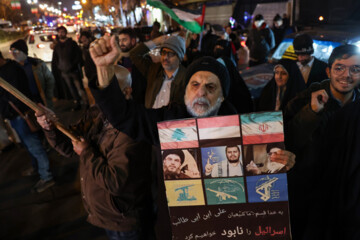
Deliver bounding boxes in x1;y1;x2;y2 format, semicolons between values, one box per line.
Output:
273;14;282;22
161;35;186;60
162;149;185;164
10;39;28;55
254;14;264;21
293;33;314;55
184;56;230;98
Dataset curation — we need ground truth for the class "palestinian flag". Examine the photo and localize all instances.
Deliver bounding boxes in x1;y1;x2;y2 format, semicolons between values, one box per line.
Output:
157;119;199;150
197;115;241;140
241;111;284;145
147;0;205;33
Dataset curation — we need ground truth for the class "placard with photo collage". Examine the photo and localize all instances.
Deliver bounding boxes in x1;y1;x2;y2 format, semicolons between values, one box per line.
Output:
157;112;291;240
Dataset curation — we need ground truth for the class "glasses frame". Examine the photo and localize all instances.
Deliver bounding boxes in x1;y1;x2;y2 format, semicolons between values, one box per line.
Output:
332;64;360;77
160;49;176;58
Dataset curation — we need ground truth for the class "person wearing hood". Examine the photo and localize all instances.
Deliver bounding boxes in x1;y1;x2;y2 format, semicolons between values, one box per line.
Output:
257;59;304;111
246;14;275;66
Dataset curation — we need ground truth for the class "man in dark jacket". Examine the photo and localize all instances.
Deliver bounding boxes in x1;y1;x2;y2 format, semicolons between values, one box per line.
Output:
293;33;328;88
87;35;294;239
52;26;84;110
246;14;275;66
303;98;360;240
36;86;154;240
284;44;360;240
10;39;55;109
129;34;186;109
0;51;54;193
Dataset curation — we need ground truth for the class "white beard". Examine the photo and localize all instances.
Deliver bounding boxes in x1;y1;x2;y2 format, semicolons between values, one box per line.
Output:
184;95;223;118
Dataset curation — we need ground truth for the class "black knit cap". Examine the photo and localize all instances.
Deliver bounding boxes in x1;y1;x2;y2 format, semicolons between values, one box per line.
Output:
184;56;230;98
10;39;28;55
162;149;185;164
254;14;264;21
273;14;282;21
293;33;314;55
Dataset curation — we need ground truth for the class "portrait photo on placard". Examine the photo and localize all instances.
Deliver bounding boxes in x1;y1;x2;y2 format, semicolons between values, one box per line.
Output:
243;142;287;175
162;149;201;180
201;145;244;178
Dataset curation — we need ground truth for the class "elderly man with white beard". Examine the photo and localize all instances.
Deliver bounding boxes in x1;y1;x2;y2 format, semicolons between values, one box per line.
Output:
86;35;294;240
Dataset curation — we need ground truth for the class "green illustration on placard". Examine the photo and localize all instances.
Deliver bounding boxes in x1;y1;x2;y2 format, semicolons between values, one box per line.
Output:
204;178;246;205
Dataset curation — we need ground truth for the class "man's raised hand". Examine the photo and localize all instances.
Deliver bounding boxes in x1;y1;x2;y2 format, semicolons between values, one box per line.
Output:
89;35;120;67
205;158;214;175
311;89;329;113
89;35;121;88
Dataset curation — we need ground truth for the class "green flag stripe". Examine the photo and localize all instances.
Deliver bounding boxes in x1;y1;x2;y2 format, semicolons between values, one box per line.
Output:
147;0;202;33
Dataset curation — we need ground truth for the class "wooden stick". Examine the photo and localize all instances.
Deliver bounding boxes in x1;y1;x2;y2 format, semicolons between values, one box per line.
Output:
0;76;80;142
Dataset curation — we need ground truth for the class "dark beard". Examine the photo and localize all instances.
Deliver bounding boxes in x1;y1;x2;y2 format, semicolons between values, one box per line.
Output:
228;159;239;164
300;59;311;66
120;45;132;53
164;170;180;179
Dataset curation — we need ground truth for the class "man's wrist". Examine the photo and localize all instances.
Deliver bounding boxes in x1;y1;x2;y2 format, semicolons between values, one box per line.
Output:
96;66;114;89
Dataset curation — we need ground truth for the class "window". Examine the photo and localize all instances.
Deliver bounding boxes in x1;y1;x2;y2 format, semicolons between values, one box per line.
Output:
29;35;35;44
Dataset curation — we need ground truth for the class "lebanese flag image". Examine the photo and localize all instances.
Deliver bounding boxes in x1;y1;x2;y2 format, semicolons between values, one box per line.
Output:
157;119;199;150
241;111;284;145
197;115;241;140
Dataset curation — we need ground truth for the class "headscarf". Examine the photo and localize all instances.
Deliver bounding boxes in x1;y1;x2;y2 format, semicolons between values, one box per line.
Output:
257;59;305;111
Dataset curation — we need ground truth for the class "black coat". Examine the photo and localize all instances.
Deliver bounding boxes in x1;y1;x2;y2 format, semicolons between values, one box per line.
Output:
303;99;360;240
220;57;253;113
89;76;237;240
303;57;328;87
283;80;360;240
0;60;32;119
52;38;82;73
257;59;304;111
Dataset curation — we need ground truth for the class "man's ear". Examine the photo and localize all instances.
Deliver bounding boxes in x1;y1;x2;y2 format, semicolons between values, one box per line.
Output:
326;67;331;79
131;38;136;46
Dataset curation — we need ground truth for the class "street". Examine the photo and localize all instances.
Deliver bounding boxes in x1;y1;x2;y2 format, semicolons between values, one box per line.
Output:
0;100;107;239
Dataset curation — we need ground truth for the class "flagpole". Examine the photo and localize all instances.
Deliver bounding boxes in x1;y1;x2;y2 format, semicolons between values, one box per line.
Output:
0;77;80;142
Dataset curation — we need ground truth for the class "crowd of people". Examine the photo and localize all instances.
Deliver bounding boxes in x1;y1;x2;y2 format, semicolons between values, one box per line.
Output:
1;13;360;240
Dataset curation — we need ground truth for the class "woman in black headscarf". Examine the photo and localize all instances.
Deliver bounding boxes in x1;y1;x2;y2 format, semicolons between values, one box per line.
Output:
257;59;305;111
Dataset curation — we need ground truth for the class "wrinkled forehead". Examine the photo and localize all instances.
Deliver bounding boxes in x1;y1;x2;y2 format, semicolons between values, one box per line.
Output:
188;71;221;85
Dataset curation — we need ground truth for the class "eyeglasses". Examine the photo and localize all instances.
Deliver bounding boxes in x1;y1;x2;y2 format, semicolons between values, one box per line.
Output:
160;49;176;58
333;64;360;77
